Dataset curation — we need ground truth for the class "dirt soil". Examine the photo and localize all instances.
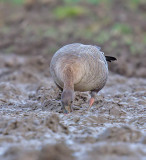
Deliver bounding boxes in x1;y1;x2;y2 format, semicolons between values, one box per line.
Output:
0;53;145;160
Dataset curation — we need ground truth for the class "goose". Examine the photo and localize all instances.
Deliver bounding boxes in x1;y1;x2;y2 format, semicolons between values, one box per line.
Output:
50;43;116;113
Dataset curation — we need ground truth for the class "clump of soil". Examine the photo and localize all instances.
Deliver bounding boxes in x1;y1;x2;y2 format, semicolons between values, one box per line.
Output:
2;143;74;160
3;146;38;160
86;142;145;160
97;126;142;142
38;143;74;160
44;114;69;134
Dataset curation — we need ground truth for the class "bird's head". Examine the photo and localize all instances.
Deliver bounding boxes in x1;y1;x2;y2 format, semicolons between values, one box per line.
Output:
61;89;74;114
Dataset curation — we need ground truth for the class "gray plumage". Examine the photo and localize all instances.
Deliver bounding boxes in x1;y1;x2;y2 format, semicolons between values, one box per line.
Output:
50;43;109;92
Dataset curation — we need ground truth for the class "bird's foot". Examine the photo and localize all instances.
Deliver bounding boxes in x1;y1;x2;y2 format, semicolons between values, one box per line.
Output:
88;97;95;111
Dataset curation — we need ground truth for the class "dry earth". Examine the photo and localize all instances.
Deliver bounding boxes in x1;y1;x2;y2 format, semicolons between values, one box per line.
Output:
0;53;145;160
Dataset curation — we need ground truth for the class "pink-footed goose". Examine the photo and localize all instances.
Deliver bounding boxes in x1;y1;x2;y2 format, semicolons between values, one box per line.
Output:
50;43;116;113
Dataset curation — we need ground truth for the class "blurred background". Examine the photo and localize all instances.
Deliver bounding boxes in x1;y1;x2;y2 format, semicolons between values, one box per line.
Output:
0;0;146;77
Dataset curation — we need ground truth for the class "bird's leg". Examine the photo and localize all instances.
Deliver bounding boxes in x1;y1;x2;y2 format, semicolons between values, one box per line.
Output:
88;91;97;110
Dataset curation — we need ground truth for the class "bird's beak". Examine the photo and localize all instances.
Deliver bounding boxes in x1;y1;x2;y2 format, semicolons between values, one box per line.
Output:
62;105;72;114
65;106;71;113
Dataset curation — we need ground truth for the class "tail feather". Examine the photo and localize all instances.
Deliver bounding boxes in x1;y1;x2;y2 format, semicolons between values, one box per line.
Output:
105;56;117;62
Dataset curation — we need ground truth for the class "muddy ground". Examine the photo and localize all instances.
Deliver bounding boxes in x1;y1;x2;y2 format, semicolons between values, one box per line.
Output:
0;53;145;160
0;0;146;160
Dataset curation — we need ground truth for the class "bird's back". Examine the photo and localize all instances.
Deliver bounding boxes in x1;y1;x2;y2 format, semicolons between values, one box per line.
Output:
50;43;108;92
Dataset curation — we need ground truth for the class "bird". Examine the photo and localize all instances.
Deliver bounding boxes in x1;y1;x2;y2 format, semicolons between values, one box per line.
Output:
50;43;117;113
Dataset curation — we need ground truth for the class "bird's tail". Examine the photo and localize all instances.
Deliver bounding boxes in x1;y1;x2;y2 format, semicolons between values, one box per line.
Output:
105;56;117;62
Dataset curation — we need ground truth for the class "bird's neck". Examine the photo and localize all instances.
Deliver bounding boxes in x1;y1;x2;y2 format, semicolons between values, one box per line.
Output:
64;79;74;91
63;67;74;91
